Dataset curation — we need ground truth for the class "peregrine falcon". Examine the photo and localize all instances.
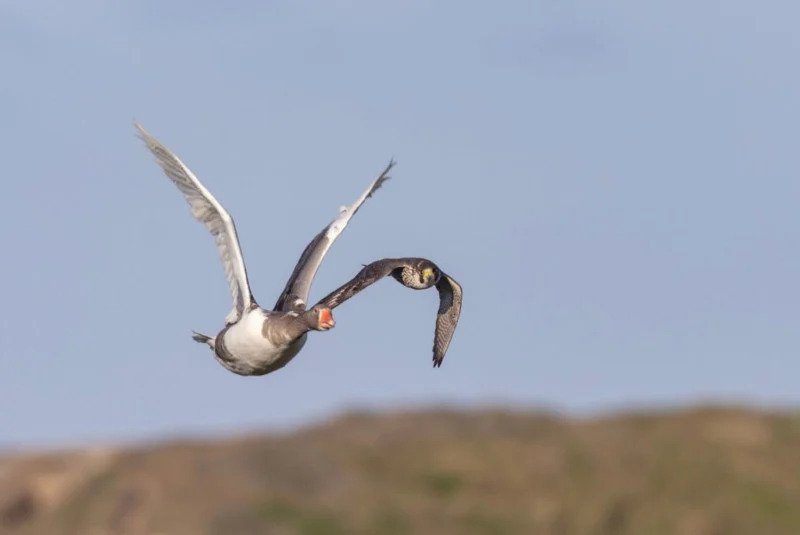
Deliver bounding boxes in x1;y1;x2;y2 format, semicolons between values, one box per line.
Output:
315;258;463;367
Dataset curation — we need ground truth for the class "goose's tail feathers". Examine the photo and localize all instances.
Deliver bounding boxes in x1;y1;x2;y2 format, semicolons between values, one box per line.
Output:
191;331;215;348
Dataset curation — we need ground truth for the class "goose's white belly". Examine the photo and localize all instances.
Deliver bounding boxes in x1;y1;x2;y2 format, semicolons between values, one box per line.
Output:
218;310;306;375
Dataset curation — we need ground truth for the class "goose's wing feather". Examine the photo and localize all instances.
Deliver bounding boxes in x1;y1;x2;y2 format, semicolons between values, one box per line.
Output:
136;122;253;324
432;274;463;367
274;160;394;312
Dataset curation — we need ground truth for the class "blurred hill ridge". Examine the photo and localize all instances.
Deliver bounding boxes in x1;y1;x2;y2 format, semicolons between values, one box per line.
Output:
2;405;799;535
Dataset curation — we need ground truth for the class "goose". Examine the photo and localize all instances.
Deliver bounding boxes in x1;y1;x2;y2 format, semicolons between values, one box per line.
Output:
136;123;392;376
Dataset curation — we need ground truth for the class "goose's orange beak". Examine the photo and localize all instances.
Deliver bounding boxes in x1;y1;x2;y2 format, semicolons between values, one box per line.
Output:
319;308;335;330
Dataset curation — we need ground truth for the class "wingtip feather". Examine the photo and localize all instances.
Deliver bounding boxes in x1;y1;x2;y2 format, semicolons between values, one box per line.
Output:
133;120;148;138
133;122;159;150
365;160;395;199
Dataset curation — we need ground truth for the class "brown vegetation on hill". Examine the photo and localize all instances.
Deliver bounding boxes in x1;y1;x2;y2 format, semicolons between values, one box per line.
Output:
1;406;799;535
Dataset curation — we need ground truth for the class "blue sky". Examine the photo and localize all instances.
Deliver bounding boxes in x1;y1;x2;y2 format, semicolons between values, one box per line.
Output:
1;1;798;448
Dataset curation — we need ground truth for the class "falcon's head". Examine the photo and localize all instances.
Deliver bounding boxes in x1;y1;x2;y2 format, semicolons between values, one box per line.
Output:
417;260;442;288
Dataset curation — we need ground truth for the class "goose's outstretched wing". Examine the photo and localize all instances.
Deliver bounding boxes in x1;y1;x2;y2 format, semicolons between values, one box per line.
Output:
315;258;463;367
273;160;394;312
136;122;254;324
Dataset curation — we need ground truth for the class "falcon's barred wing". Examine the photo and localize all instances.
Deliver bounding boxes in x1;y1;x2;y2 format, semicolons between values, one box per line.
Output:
314;258;408;310
433;274;462;367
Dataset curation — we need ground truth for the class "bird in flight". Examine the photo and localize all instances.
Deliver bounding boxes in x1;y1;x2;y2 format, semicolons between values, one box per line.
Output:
315;257;462;367
136;123;462;375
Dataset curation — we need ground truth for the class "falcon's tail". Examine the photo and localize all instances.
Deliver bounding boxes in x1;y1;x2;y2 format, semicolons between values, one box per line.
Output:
191;331;215;349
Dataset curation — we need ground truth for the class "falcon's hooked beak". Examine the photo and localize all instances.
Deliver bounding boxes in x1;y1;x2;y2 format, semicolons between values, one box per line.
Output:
422;267;436;286
318;307;336;330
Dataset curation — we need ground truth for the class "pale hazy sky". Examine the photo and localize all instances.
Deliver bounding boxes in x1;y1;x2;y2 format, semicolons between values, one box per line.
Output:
1;1;799;447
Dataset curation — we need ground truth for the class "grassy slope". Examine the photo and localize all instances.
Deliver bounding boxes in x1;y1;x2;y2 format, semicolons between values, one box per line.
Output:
1;406;800;535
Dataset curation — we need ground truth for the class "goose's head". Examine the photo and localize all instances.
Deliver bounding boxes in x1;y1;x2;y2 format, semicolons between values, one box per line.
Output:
304;305;336;331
